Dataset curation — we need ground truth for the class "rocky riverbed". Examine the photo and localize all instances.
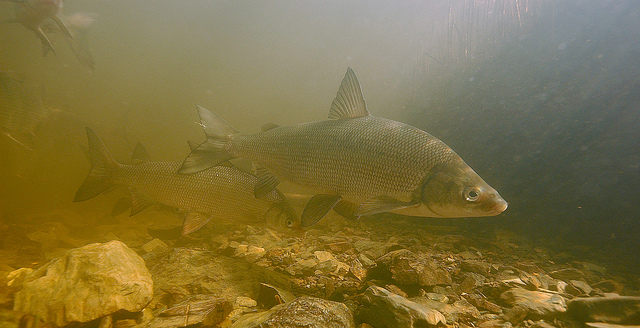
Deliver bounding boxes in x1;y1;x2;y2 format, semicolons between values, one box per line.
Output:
0;208;639;328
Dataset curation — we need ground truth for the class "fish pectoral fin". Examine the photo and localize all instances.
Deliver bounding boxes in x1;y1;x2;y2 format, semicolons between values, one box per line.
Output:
301;194;341;227
33;27;55;56
131;143;151;163
254;166;280;198
333;199;361;221
181;212;211;235
52;15;73;38
357;195;418;216
328;68;370;120
128;187;155;216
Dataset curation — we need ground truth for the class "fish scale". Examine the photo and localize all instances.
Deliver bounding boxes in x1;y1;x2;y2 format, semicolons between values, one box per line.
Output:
235;116;461;202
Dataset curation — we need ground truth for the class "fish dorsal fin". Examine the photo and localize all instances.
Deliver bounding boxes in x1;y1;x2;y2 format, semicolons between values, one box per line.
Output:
181;212;211;235
261;123;280;132
357;195;418;216
328;68;369;120
196;105;238;137
131;143;151;164
254;165;281;198
128;187;155;216
301;194;341;227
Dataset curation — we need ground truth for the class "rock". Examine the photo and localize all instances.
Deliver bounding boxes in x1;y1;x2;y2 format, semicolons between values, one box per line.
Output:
567;296;640;324
500;287;567;319
566;280;593;296
142;238;168;254
13;240;153;327
411;296;481;323
375;249;451;287
357;286;446;328
460;260;492;276
146;248;266;305
460;273;486;293
548;268;585;281
143;296;233;328
585;323;640;328
230;296;355;328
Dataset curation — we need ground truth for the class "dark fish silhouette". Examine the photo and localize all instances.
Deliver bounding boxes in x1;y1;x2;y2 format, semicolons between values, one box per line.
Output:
75;128;299;234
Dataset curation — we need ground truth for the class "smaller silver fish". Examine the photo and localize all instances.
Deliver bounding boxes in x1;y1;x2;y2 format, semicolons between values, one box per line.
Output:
0;72;49;149
74;128;300;234
2;0;96;70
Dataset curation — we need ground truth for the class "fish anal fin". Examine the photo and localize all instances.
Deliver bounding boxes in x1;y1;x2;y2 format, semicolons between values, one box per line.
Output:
129;187;155;216
301;194;341;227
111;197;132;216
357;195;418;216
333;199;361;221
254;166;280;198
328;67;369;120
33;27;55;56
181;212;211;235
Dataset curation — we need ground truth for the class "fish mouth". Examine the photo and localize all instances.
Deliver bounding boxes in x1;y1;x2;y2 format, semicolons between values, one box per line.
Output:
490;199;508;214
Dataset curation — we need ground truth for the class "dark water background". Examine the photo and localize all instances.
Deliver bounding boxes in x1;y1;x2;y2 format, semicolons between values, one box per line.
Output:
1;0;639;270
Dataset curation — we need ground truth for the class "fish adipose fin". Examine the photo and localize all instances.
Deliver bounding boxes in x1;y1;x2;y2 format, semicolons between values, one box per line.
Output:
129;187;155;215
328;67;369;120
357;195;418;216
181;212;211;235
74;127;119;202
179;105;236;174
301;194;341;227
333;199;361;221
254;166;281;198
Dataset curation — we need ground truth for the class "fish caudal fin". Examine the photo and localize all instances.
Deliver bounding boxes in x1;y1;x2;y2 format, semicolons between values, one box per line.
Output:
178;105;236;174
73;127;119;202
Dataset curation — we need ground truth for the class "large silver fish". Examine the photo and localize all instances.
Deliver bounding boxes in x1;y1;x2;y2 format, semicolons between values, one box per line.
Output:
74;128;299;234
0;72;49;149
2;0;96;70
180;68;507;227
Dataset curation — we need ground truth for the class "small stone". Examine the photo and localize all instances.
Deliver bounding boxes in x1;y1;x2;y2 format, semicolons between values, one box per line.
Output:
234;244;249;257
236;296;257;308
314;251;336;262
244;246;266;262
567;280;593;296
503;305;528;324
358;254;375;268
142;238;168;254
460;260;491;276
548;268;585;281
231;296;355;328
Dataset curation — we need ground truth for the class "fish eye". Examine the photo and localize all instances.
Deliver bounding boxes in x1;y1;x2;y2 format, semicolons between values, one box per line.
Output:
463;187;481;202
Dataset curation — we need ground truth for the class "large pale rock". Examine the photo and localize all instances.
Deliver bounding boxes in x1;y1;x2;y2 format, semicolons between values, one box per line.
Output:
230;296;355;328
357;286;446;328
500;288;567;319
13;240;153;327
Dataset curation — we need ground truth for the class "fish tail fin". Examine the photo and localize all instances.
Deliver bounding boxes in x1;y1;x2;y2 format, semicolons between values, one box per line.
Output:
179;105;237;174
73;127;119;202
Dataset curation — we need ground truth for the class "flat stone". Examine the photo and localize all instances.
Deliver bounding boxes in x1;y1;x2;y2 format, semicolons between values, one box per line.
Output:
143;296;233;328
500;287;567;319
567;296;640;324
142;238;168;254
13;241;153;327
230;296;355;328
357;286;446;327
